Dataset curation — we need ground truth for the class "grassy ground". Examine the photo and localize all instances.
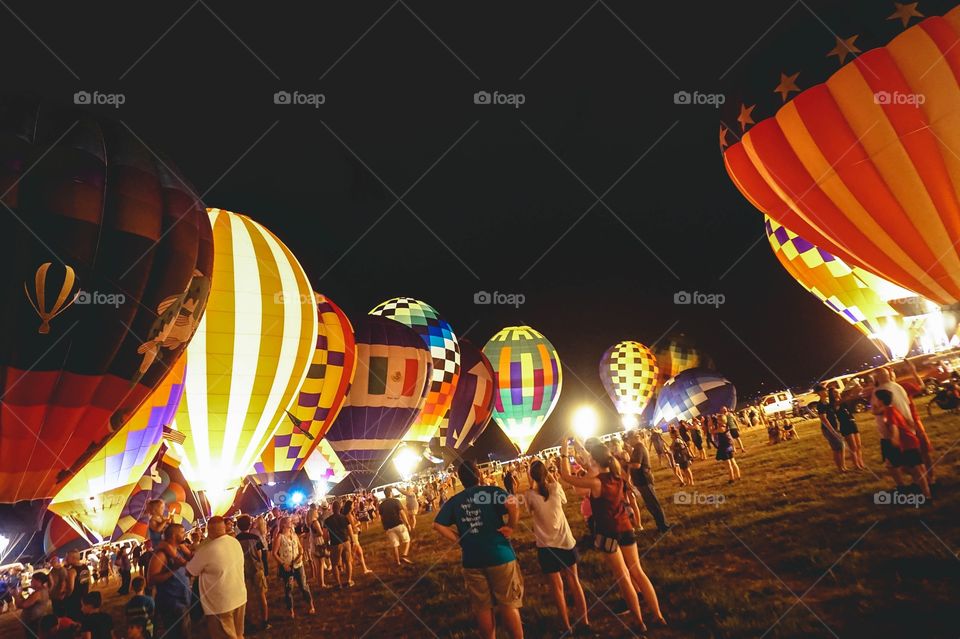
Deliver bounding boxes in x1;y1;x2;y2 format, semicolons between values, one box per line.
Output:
3;405;958;638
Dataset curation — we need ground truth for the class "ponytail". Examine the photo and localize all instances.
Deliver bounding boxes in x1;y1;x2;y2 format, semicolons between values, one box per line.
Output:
530;460;550;501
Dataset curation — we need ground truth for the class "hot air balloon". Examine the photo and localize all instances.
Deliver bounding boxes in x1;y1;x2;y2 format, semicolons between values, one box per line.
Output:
43;513;92;558
114;458;199;541
654;335;712;386
168;209;317;515
303;438;348;484
256;293;357;482
599;341;659;427
47;356;187;541
0;97;213;536
721;1;960;305
765;216;948;358
652;369;737;430
324;315;432;481
483;326;562;454
443;339;496;453
370;297;460;443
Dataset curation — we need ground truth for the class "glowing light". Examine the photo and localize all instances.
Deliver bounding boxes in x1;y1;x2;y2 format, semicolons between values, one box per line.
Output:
0;534;8;557
393;445;420;481
289;491;305;506
621;414;639;430
876;324;911;360
572;406;598;439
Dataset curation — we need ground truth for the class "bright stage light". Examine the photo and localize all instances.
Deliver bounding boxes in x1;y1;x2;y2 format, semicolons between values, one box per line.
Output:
621;414;639;430
572;406;598;439
289;491;305;506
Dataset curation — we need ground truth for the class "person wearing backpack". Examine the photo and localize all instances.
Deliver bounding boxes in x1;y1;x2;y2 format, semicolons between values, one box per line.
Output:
236;515;271;632
669;425;694;486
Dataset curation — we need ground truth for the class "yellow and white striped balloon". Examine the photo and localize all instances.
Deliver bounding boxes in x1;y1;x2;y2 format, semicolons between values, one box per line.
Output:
170;209;317;515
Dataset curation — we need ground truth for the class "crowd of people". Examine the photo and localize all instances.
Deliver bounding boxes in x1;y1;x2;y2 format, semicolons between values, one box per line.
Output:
6;369;943;639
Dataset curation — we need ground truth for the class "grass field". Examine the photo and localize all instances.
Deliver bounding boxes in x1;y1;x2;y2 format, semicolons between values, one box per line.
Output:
3;406;958;638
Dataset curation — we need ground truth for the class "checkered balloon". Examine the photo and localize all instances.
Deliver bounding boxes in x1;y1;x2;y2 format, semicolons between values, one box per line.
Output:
370;297;460;443
599;341;659;418
652;368;736;430
654;335;711;388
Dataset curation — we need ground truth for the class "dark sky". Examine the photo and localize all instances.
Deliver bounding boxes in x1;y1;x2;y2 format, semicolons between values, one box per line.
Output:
4;1;893;437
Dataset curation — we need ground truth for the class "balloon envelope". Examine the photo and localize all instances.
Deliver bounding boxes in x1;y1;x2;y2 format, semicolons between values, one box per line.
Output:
443;340;495;452
483;326;562;455
652;369;737;429
256;293;356;480
0;97;213;530
721;2;960;305
599;341;659;418
324;315;432;477
170;209;317;515
370;297;460;443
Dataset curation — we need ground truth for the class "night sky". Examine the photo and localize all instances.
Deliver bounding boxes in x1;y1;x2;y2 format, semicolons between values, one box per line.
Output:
4;1;897;444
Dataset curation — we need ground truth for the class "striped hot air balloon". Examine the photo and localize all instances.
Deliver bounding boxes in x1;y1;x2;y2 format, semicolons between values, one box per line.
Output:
483;326;562;455
721;1;960;305
443;340;495;453
256;293;356;481
48;356;187;540
169;209;317;515
324;316;432;480
370;297;460;444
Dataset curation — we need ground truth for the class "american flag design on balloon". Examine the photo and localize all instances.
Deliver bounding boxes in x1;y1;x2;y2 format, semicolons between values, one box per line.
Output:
444;339;496;452
483;326;562;455
256;293;357;479
370;297;460;444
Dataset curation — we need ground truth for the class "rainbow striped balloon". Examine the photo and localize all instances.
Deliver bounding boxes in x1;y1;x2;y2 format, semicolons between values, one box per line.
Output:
170;209;317;515
483;326;562;454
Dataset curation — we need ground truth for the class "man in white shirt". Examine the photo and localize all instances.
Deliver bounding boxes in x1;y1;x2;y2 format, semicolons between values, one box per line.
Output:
186;516;247;639
870;368;938;490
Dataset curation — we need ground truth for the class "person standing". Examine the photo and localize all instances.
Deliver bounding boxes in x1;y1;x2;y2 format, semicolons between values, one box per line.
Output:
559;440;664;633
116;547;132;595
61;550;91;622
669;425;694;486
433;460;524;639
875;388;931;499
48;556;68;617
524;460;589;635
186;516;248;639
722;407;746;453
815;384;847;472
16;572;52;639
322;503;354;589
343;500;373;575
148;524;193;639
379;487;413;567
124;577;155;639
714;420;742;482
274;518;316;616
400;484;420;530
625;431;671;534
830;387;865;470
236;515;270;632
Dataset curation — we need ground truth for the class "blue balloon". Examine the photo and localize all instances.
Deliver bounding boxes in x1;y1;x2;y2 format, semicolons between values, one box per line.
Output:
652;368;736;430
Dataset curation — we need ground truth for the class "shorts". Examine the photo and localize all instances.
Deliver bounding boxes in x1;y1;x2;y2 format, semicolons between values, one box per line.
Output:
880;438;902;466
715;447;734;461
329;541;351;567
205;604;245;639
594;530;636;553
385;524;410;548
676;458;690;470
463;560;524;610
821;426;844;452
407;503;419;515
536;547;578;574
839;420;859;436
898;448;923;468
244;570;267;594
730;428;740;440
